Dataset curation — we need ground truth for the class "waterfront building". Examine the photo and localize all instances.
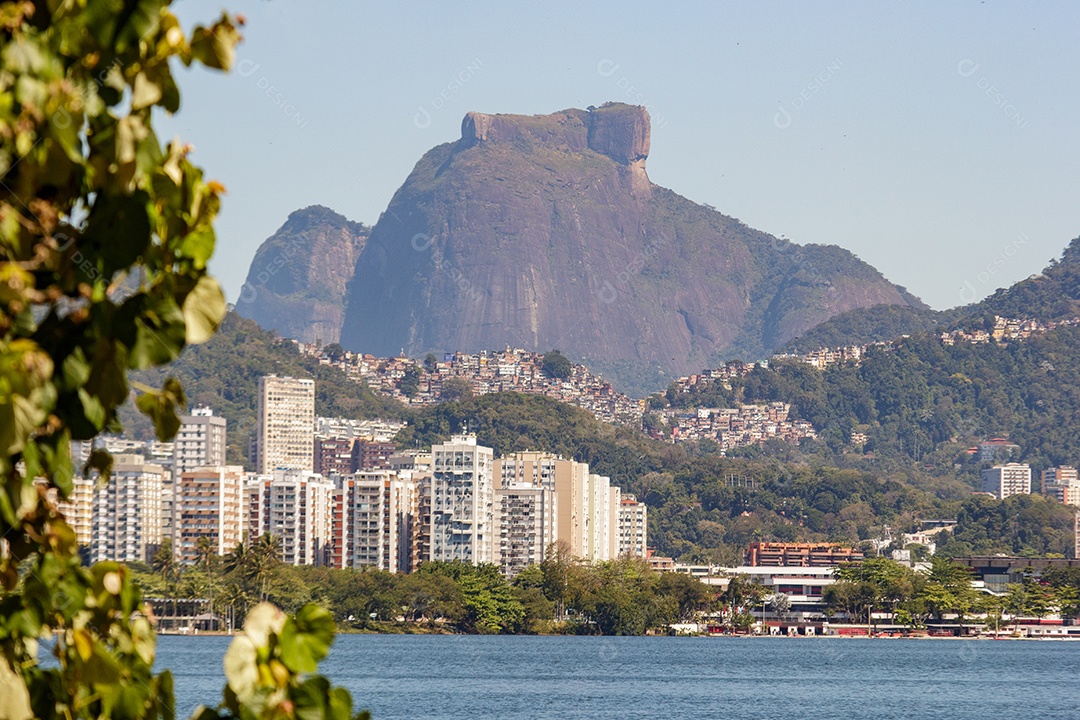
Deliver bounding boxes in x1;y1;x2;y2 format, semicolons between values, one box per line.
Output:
429;434;495;565
617;494;648;557
249;470;332;565
175;466;246;564
496;485;557;577
90;454;164;563
330;471;416;572
257;375;315;473
55;476;94;548
981;463;1032;500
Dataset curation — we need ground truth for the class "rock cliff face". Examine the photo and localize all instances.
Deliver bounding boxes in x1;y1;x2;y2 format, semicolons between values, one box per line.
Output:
338;102;922;387
236;206;368;345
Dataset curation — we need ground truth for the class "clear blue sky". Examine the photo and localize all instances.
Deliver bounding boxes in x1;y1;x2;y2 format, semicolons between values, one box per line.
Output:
162;0;1080;310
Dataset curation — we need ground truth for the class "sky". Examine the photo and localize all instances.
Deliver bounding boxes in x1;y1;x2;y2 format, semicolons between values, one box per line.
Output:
161;0;1080;310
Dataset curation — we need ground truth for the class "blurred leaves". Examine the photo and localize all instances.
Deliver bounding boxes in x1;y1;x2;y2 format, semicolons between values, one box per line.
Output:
0;2;365;719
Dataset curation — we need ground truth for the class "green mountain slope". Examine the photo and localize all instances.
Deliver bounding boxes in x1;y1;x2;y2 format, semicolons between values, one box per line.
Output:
783;236;1080;352
123;313;404;464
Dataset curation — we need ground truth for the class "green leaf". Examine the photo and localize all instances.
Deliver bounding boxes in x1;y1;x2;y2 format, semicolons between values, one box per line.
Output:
189;18;241;71
328;686;355;720
128;295;187;369
292;677;330;720
222;635;259;705
182;275;225;344
134;377;186;442
82;192;152;277
278;604;335;674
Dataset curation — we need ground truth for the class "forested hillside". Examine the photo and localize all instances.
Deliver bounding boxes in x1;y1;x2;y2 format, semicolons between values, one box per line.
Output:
667;324;1080;473
124;313;404;464
782;236;1080;353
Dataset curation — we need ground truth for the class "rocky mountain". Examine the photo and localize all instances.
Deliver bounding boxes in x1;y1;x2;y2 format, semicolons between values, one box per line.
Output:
337;103;922;388
236;206;369;344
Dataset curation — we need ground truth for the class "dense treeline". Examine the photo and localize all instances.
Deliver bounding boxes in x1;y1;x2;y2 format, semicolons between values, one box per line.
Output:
665;324;1080;473
138;542;1080;636
138;540;714;636
782;236;1080;353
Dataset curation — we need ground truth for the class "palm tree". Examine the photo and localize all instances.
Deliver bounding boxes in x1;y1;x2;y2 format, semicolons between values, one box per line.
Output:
223;541;250;622
253;534;282;601
195;536;217;629
152;538;178;630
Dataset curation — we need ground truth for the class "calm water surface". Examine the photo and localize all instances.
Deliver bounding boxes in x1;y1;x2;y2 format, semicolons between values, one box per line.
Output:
161;634;1080;719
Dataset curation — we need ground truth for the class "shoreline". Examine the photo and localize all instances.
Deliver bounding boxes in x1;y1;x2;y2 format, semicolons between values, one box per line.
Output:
156;629;1080;641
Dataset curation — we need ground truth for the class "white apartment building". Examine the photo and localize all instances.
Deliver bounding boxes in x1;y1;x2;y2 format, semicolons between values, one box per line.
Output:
618;494;648;558
175;466;246;564
90;454;164;563
257;375;315;473
249;470;332;566
430;434;495;565
173;407;227;476
496;485;557;577
54;476;94;548
330;471;416;573
981;463;1032;499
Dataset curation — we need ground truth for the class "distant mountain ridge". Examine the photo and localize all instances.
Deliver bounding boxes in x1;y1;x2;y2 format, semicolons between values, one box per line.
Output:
329;102;922;390
781;236;1080;353
235;205;369;345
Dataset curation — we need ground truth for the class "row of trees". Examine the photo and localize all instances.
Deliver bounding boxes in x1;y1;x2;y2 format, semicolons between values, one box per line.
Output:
824;556;1080;631
138;541;716;636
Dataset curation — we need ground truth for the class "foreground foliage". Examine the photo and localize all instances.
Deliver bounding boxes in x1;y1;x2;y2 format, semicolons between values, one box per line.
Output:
0;3;361;718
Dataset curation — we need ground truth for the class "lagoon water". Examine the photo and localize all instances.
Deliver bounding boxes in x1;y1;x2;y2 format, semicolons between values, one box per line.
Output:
161;634;1080;719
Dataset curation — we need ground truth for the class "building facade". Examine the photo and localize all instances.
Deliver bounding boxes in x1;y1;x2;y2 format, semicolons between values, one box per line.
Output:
90;454;164;563
617;494;648;557
496;485;557;577
745;542;863;568
175;466;246;564
330;471;416;572
55;476;94;549
257;375;315;473
249;470;332;566
981;463;1032;500
1043;466;1079;505
314;436;355;477
173;407;227;476
429;435;495;565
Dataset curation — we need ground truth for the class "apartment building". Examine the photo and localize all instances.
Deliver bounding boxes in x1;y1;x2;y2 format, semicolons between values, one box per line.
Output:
353;441;397;471
173;407;227;476
257;375;315;473
55;476;94;548
1043;466;1079;505
330;471;416;572
249;470;332;566
90;454;164;563
981;463;1032;500
617;494;648;558
314;436;355;477
175;466;246;564
496;485;557;577
429;434;495;565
